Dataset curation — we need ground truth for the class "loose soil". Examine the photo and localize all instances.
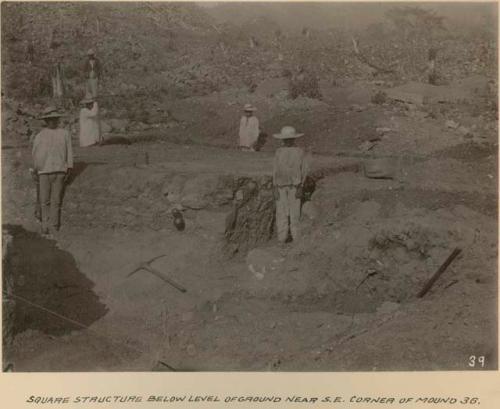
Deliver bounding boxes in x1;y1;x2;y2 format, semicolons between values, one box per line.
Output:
2;110;497;371
1;3;497;372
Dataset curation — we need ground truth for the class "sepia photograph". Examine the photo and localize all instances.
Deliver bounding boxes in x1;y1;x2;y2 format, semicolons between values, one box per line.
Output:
1;1;498;374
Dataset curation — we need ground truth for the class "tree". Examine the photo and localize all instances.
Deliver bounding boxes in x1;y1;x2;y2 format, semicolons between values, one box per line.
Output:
385;6;445;38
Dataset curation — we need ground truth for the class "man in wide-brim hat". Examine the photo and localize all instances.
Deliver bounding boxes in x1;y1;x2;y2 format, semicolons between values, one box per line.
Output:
38;106;64;121
243;103;256;112
32;106;73;235
81;95;94;104
79;94;101;147
239;103;260;151
272;126;309;243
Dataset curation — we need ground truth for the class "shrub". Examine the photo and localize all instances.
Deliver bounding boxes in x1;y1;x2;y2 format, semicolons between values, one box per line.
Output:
371;91;387;104
288;71;321;100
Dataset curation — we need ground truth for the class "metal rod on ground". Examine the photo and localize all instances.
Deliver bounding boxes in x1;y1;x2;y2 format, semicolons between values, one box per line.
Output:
5;291;89;330
157;360;176;371
417;247;462;298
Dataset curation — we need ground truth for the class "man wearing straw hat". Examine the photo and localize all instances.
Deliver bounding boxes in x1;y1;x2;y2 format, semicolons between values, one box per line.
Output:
272;126;309;243
32;107;73;235
79;94;101;147
239;103;260;151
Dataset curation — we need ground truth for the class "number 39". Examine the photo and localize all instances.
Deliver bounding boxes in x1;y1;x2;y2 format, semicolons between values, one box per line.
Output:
468;355;485;368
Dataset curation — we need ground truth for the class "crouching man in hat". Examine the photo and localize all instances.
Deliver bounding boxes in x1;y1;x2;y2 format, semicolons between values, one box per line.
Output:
272;126;309;243
239;104;260;151
32;107;73;235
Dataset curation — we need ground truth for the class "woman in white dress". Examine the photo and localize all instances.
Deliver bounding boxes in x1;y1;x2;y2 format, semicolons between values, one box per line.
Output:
239;104;259;151
79;95;101;147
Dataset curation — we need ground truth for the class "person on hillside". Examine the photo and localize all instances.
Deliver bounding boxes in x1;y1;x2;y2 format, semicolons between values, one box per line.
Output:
51;61;65;100
427;47;438;85
272;126;309;243
84;49;101;98
239;104;260;151
79;95;101;147
32;107;73;236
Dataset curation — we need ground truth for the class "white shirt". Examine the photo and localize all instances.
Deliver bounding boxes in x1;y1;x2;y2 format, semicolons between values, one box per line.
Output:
239;116;259;148
32;128;73;174
273;146;309;186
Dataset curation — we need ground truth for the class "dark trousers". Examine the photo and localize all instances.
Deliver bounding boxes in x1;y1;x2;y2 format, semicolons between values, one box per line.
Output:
39;172;65;231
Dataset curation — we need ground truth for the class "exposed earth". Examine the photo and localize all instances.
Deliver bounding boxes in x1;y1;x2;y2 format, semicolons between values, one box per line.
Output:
1;2;498;372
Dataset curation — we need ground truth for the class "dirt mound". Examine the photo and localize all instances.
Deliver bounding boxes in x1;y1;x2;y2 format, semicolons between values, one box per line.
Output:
433;141;497;162
1;2;219;108
242;189;493;308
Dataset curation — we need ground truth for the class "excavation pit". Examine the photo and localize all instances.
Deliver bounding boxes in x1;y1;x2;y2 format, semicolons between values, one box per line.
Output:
2;225;108;340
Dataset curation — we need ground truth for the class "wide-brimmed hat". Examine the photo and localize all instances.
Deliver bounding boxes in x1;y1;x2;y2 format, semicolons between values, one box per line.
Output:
39;107;64;120
87;48;95;56
81;95;94;104
243;104;257;112
273;126;303;139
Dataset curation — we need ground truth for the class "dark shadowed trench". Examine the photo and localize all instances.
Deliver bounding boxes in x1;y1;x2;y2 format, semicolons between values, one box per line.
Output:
2;225;107;341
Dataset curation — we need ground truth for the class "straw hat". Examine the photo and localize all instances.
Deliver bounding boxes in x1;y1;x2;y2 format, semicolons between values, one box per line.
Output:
243;104;257;112
39;106;64;120
273;126;303;139
87;48;95;56
81;95;95;104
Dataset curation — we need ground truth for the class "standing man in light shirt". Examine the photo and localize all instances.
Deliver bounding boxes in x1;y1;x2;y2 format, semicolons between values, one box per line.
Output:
32;107;73;236
239;104;260;151
272;126;309;243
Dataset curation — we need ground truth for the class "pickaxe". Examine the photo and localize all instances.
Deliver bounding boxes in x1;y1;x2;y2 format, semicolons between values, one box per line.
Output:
127;255;187;293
